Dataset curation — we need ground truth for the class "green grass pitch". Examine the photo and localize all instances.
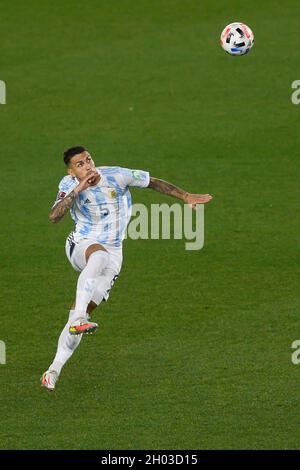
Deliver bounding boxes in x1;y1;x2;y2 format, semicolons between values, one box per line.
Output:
1;0;300;450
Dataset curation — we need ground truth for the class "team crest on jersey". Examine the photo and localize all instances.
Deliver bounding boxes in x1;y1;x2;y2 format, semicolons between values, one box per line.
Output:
109;189;117;198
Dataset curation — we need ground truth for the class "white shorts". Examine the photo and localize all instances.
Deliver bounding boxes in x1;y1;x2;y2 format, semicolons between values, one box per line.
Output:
65;233;122;273
65;232;123;304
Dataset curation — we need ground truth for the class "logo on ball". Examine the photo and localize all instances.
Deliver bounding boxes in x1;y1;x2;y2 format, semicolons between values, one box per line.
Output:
220;22;255;56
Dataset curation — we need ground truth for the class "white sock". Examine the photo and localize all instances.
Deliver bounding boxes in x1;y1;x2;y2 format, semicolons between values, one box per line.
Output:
73;250;109;321
49;310;83;375
91;267;116;305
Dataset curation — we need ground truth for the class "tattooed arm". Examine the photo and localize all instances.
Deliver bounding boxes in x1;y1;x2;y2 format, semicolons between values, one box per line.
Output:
49;190;77;223
148;177;212;209
49;170;100;223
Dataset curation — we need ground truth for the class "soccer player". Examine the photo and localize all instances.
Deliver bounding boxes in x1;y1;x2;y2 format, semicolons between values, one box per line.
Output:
41;146;212;390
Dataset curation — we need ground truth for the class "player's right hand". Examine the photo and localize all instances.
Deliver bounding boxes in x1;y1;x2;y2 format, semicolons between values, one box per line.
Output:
74;170;100;193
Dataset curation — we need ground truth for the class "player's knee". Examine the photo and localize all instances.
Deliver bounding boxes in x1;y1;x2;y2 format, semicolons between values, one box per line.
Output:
88;249;110;275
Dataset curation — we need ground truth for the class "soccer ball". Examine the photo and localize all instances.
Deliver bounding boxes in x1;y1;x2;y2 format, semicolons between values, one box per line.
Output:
220;22;254;56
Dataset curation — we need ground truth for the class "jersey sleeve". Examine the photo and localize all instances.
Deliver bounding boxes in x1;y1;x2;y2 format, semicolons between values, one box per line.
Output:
52;176;77;208
117;167;150;189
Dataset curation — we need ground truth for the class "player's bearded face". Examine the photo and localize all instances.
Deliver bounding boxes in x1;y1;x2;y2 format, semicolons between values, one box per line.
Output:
68;151;96;181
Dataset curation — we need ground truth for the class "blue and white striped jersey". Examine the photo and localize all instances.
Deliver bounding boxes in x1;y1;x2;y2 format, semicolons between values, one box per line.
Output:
53;166;150;247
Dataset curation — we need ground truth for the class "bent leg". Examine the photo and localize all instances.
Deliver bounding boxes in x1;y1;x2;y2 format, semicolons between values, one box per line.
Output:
46;240;112;379
73;247;110;321
72;267;119;318
70;244;122;319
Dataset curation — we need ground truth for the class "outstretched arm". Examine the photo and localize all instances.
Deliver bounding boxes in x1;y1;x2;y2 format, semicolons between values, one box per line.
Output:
148;177;212;209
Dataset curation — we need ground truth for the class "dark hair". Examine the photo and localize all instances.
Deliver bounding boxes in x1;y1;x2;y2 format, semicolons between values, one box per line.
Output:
63;146;87;166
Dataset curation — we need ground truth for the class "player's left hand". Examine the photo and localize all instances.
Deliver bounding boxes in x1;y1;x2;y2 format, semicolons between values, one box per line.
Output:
185;193;213;209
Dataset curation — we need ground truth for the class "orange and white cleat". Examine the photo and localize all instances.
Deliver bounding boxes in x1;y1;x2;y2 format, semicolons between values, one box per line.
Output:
41;370;58;391
69;319;98;336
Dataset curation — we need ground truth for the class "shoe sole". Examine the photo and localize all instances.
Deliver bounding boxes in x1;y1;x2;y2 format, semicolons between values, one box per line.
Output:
41;382;55;392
